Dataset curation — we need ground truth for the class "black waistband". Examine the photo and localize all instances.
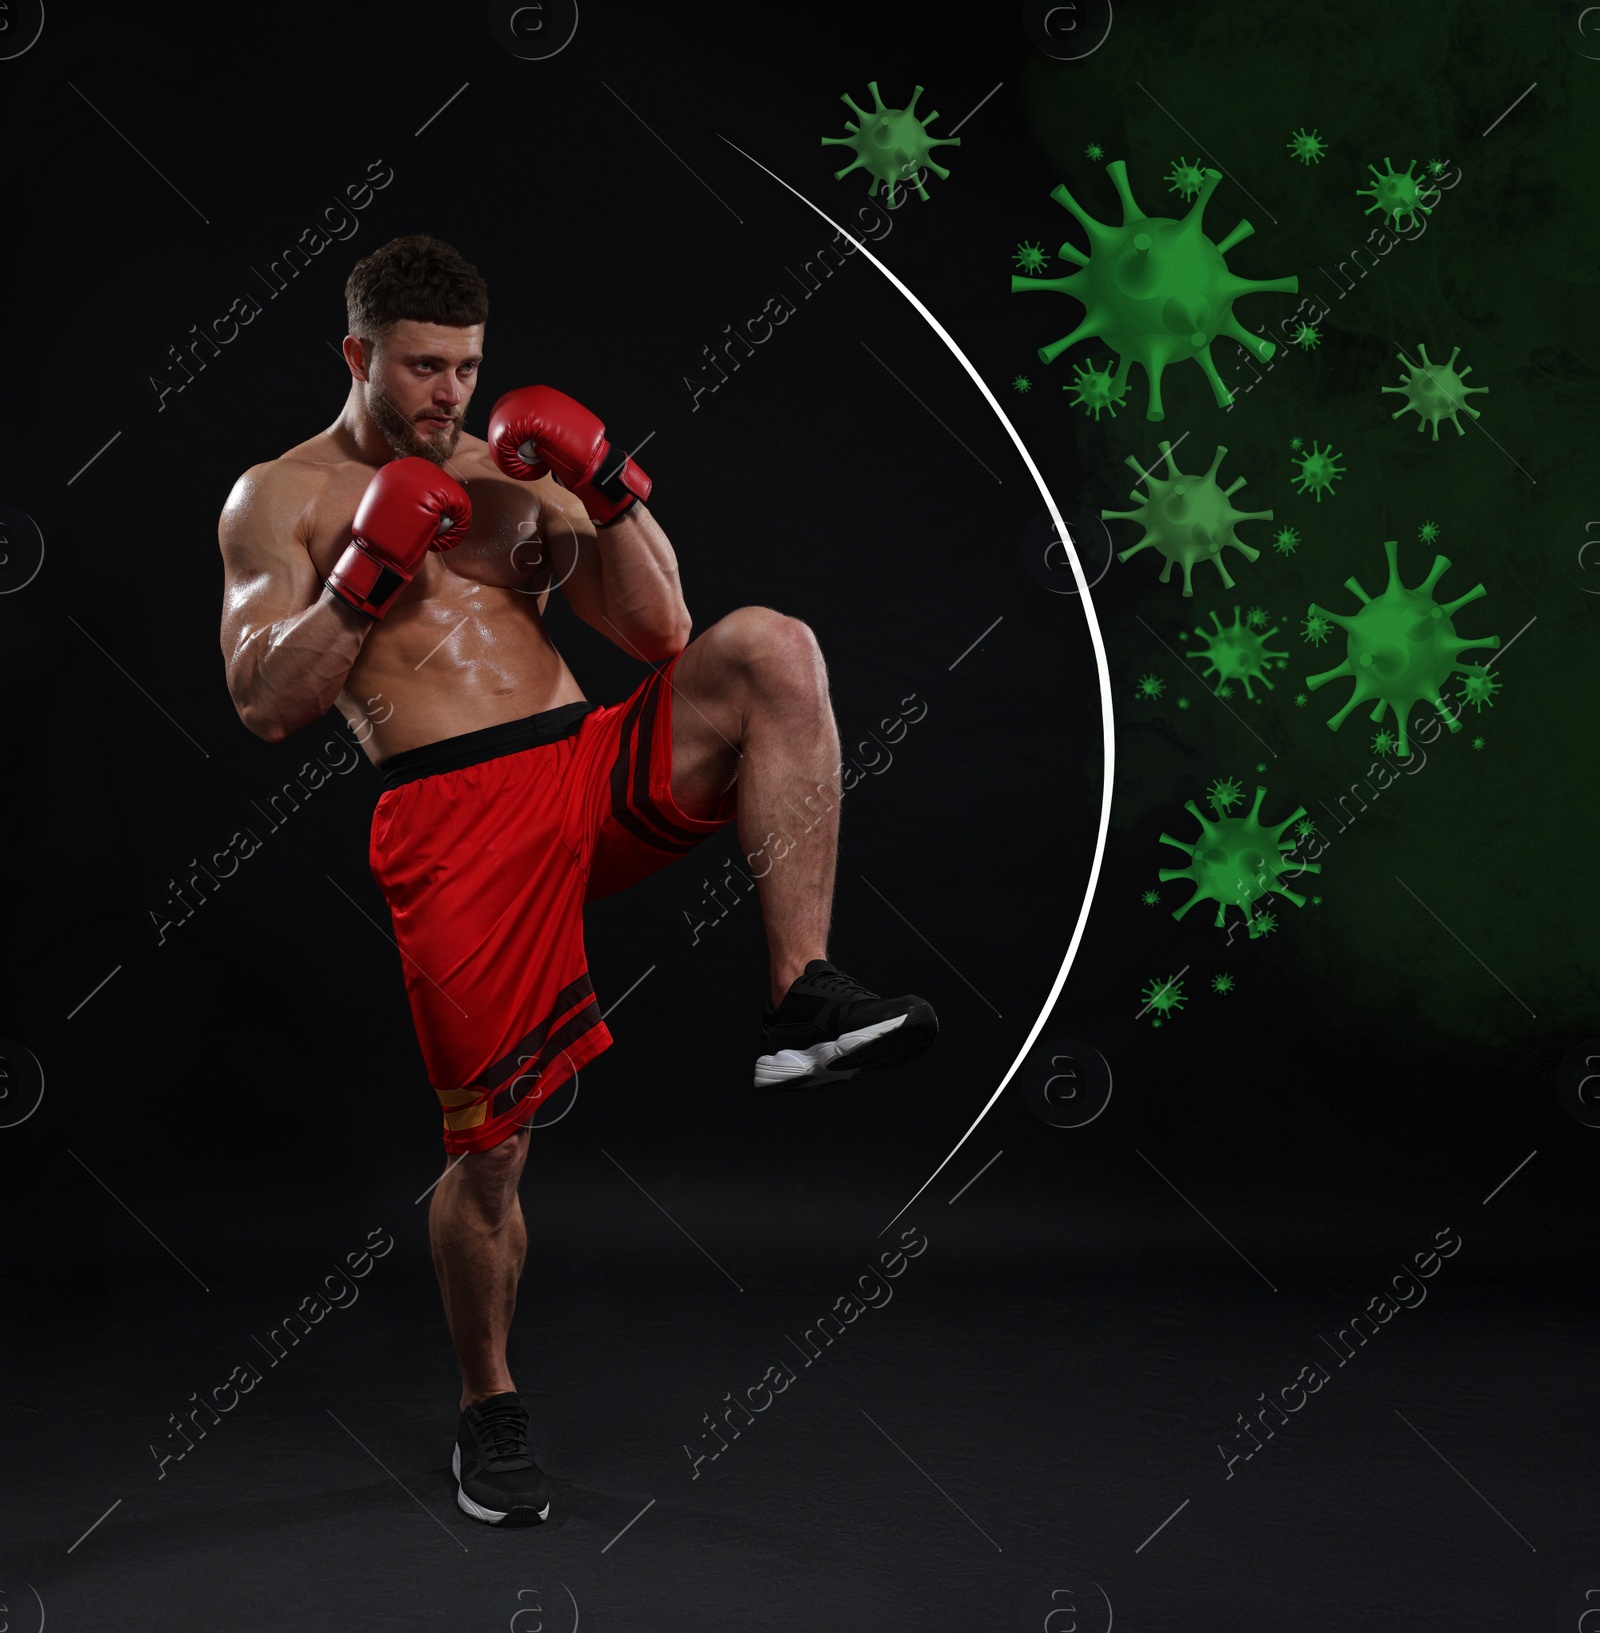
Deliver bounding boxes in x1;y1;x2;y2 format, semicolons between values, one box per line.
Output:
376;701;599;790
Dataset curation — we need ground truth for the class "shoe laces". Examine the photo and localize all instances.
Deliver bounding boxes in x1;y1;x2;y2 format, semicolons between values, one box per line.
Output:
473;1398;530;1461
807;966;874;999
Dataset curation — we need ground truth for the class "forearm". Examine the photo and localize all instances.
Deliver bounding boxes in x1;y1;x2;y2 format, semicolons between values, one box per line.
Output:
594;501;692;656
230;589;371;741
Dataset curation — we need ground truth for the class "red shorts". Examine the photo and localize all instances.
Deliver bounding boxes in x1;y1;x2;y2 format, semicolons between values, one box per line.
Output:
368;654;738;1153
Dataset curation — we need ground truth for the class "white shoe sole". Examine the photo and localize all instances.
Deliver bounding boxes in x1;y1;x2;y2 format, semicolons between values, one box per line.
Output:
754;1013;908;1088
452;1443;550;1524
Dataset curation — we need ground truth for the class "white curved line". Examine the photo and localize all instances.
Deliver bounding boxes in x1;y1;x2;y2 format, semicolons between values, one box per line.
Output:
716;138;1116;1234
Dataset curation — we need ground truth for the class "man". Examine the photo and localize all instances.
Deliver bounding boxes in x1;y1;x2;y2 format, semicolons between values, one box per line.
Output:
216;235;938;1527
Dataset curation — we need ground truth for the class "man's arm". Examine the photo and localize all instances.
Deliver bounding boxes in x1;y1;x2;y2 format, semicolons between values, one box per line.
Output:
219;463;372;742
541;484;692;662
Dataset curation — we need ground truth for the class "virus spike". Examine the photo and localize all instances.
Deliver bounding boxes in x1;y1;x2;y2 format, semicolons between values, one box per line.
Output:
1194;346;1236;407
1214;218;1255;256
1048;181;1107;239
1105;158;1143;222
1183;168;1224;226
1219;314;1276;361
903;84;924;116
1010;272;1087;298
1036;317;1102;364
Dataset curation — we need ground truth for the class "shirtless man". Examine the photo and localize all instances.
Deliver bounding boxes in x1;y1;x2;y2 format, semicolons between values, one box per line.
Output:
217;235;938;1527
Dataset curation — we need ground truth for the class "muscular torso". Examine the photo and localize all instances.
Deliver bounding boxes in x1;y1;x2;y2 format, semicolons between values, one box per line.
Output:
290;432;586;762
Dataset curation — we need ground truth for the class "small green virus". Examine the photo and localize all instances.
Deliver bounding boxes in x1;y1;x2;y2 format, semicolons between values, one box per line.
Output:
1426;158;1449;177
1218;683;1235;700
1212;973;1236;995
1255;761;1267;772
1245;605;1269;629
1136;671;1166;699
1372;727;1397;757
1292;440;1345;502
1287;127;1327;165
1289;435;1304;450
1274;526;1301;555
1141;973;1186;1022
1105;442;1270;596
1159;783;1321;932
1067;359;1127;420
1302;612;1334;645
1142;887;1160;906
1292;322;1322;349
1165;155;1207;200
1418;520;1441;543
1311;894;1322;905
1294;819;1317;843
1248;908;1278;938
1208;775;1245;813
1383;343;1488;440
1472;735;1485;751
1013;240;1048;273
1459;665;1501;712
1306;538;1500;757
1085;142;1105;162
1358;158;1434;232
1013;374;1033;393
1188;606;1287;699
823;82;960;204
1177;695;1191;710
1294;691;1308;706
1010;158;1298;421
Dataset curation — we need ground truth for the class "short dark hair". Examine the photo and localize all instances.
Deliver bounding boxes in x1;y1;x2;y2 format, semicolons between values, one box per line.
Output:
345;235;488;344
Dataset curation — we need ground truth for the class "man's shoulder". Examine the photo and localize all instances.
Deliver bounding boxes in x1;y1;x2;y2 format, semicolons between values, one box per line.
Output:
223;437;357;515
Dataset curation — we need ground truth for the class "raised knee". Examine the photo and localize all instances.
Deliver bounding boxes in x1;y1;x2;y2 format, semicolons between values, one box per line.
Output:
457;1131;528;1210
714;606;822;683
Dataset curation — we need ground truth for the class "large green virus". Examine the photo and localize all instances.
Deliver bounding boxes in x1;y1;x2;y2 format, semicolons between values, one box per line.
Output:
1158;784;1320;930
1358;159;1434;232
1104;441;1270;596
1187;606;1287;699
1009;159;1298;421
1382;344;1488;440
1306;538;1501;757
823;82;959;204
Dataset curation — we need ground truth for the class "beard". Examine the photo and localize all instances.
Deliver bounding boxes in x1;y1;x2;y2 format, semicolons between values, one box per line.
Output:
367;386;462;466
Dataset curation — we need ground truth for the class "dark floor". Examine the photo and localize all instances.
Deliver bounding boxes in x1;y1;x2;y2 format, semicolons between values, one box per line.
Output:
3;1175;1588;1633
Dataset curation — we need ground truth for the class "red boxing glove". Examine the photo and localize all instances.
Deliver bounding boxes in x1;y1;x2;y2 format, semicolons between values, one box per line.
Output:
327;458;472;620
488;385;652;526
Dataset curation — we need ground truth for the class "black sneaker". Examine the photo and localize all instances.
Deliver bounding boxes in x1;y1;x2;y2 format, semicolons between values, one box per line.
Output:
756;959;938;1089
453;1392;551;1525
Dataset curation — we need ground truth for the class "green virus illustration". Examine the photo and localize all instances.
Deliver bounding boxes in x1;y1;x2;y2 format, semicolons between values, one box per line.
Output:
1459;665;1502;711
1009;158;1298;421
1248;908;1278;939
1104;441;1270;596
1418;519;1441;543
1292;322;1322;349
1274;526;1301;555
1136;671;1167;699
1158;783;1321;931
1382;344;1488;440
1177;695;1191;710
1358;158;1434;232
1371;728;1397;757
1013;240;1048;273
1245;605;1269;629
1302;611;1334;645
1207;775;1245;813
1187;606;1287;699
1291;440;1345;502
1142;888;1160;906
1289;435;1303;450
1287;127;1327;165
1305;538;1501;757
1066;359;1127;420
1294;816;1317;840
1085;142;1105;162
1212;972;1236;994
1166;155;1207;200
823;82;960;205
1141;973;1186;1024
1472;735;1486;751
1427;158;1449;177
1294;691;1308;706
1013;374;1033;393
